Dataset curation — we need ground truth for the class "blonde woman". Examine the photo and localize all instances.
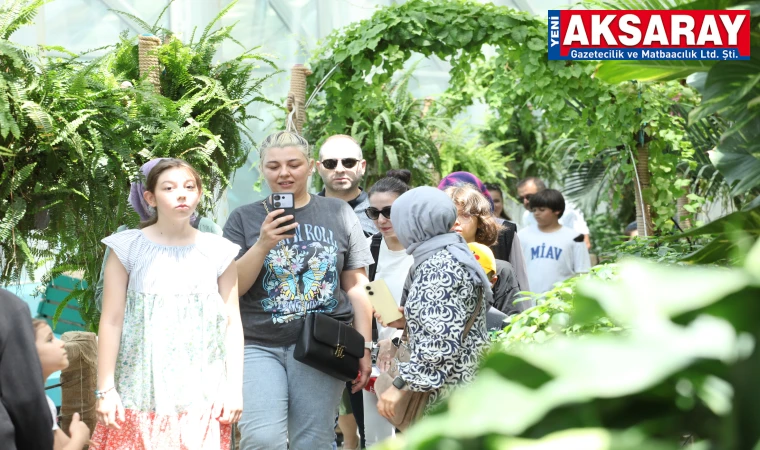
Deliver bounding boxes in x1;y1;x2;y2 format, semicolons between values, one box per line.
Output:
223;131;374;450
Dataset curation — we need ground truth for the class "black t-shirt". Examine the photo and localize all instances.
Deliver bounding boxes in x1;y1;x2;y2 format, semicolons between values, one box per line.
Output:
223;195;374;347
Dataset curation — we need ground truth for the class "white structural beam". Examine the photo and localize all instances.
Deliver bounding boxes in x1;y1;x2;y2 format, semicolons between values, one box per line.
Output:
96;0;154;33
267;0;312;43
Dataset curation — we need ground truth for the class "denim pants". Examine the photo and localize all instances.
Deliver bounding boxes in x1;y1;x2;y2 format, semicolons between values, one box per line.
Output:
238;344;345;450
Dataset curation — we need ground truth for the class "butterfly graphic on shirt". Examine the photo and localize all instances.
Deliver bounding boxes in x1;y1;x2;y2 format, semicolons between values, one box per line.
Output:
262;242;338;323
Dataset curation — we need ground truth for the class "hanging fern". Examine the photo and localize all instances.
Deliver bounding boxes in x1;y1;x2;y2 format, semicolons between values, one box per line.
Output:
0;0;278;331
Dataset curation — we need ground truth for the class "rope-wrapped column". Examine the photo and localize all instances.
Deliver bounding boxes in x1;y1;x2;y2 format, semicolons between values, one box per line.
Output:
633;143;654;237
60;331;98;445
677;185;692;229
285;64;313;135
138;34;162;92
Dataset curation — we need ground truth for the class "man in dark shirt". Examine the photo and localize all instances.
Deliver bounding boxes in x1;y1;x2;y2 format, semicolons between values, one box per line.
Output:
0;288;54;450
316;134;373;448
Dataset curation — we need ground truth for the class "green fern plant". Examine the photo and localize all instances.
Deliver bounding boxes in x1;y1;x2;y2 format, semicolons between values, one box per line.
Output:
0;0;277;330
437;120;516;189
305;66;442;189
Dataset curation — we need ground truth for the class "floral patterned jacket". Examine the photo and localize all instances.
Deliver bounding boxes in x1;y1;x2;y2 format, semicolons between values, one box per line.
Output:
397;249;490;408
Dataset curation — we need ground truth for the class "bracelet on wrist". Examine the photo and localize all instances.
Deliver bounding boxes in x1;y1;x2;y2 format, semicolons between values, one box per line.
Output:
95;386;115;400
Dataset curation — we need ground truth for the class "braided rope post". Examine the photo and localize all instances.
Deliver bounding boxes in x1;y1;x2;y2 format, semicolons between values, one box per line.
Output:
138;34;162;93
677;183;692;229
633;143;654;237
60;332;98;442
286;64;313;135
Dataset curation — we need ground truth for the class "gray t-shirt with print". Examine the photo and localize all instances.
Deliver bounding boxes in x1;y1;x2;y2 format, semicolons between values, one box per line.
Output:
223;194;374;347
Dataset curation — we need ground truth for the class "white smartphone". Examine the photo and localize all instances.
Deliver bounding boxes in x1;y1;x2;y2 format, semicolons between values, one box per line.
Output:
365;280;403;324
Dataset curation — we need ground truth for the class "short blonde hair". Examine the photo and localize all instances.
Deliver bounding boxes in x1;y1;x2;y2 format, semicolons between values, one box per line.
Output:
259;131;311;165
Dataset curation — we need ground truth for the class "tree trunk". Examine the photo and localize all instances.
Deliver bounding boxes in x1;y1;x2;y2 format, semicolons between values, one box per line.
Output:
633;143;653;236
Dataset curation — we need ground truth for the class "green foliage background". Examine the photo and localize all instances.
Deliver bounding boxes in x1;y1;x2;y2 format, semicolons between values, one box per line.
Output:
0;0;277;329
306;0;702;234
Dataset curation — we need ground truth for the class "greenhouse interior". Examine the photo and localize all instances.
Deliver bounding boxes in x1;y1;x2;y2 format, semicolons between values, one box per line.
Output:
1;0;759;449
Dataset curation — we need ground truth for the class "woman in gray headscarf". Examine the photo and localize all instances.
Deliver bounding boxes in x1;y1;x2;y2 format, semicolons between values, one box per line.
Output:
376;186;490;418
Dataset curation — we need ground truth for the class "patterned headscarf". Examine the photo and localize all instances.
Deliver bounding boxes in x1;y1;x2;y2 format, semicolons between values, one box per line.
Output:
437;171;494;212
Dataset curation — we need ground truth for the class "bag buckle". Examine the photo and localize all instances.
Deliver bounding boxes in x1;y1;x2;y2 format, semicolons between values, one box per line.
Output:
335;344;345;358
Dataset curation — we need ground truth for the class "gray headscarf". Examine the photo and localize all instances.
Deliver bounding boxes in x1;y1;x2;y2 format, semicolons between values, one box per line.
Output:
390;186;493;305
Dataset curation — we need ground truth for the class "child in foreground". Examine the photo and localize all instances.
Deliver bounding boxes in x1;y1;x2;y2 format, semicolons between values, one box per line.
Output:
91;158;243;450
32;319;91;450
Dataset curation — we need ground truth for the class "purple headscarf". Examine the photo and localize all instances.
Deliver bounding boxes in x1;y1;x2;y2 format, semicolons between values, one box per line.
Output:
128;157;199;225
437;171;494;212
128;158;167;221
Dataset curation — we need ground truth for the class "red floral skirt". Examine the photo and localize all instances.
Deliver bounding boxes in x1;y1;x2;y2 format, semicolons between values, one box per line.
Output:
90;409;232;450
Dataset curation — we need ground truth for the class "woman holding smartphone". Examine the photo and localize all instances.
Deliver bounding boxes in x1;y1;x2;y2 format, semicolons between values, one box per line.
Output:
222;131;374;450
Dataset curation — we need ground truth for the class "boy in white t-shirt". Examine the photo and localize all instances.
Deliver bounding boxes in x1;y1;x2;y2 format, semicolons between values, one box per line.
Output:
517;189;591;294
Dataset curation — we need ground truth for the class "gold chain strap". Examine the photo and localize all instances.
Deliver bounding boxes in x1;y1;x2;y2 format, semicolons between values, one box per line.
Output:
262;200;308;318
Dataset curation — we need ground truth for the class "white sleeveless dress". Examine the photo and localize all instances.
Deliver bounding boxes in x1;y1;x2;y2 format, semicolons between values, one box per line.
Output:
90;229;239;450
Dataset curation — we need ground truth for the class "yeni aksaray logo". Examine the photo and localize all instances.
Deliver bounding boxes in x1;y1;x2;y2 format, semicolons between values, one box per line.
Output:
548;10;750;61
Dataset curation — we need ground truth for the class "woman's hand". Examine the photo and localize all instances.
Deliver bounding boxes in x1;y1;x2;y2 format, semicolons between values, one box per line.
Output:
96;390;125;430
255;209;298;252
377;385;404;420
374;306;406;329
214;388;243;424
376;339;394;373
351;351;372;393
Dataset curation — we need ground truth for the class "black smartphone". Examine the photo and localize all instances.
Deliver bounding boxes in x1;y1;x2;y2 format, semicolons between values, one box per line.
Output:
269;193;296;229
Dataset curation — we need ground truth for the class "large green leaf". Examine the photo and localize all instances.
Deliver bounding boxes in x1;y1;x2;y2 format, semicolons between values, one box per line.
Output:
672;203;760;263
683;52;760;199
710;131;760;196
596;60;714;84
395;311;742;447
575;259;752;326
377;427;705;450
390;256;752;446
690;54;760;123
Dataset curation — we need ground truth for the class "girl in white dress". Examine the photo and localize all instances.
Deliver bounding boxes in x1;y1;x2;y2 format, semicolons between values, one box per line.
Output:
91;158;243;450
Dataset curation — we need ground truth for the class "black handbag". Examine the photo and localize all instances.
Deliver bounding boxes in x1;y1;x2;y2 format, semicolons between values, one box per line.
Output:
293;312;365;381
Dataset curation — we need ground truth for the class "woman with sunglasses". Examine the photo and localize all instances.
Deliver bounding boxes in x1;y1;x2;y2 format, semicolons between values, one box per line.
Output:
222;131;374;450
361;170;414;446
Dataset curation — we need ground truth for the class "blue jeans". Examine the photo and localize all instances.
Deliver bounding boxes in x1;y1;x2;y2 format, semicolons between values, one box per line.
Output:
238;344;345;450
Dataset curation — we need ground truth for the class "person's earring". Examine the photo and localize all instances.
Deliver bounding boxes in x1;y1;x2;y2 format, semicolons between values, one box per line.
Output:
147;205;156;215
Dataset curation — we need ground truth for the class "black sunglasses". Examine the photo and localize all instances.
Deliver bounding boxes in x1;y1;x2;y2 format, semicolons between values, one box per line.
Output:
518;194;534;203
321;158;359;170
365;206;392;220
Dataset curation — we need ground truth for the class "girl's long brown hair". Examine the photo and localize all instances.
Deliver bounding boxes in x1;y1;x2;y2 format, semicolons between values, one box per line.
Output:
140;158;203;229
